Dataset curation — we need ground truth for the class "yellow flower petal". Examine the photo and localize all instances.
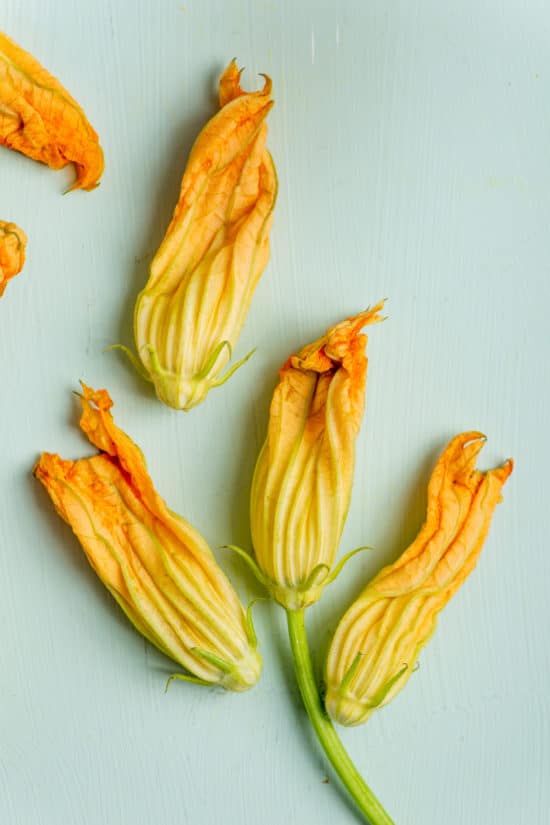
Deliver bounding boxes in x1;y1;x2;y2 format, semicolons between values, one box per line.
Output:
325;432;513;726
0;32;104;191
133;60;277;410
250;303;385;609
34;385;261;691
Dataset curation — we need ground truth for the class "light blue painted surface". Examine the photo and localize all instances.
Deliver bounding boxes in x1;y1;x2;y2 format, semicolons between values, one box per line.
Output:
0;2;548;823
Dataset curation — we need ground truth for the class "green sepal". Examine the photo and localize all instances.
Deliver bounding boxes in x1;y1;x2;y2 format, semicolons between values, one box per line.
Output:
326;546;372;586
144;344;167;378
363;664;409;709
221;544;268;587
192;647;234;674
105;344;153;383
195;340;232;381
340;652;364;695
211;347;256;388
339;657;408;709
299;563;330;592
165;672;213;692
245;597;266;648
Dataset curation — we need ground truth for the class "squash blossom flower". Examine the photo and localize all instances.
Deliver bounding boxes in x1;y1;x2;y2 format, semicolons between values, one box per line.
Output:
132;59;277;410
249;303;385;610
324;432;513;726
0;31;104;191
34;385;261;691
0;220;26;296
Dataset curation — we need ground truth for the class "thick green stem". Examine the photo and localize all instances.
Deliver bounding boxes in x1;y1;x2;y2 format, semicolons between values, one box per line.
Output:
286;609;394;825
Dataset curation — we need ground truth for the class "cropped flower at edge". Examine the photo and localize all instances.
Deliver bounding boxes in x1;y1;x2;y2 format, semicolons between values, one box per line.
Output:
324;432;513;726
249;303;385;610
34;385;261;692
132;59;277;411
0;221;26;297
0;31;104;191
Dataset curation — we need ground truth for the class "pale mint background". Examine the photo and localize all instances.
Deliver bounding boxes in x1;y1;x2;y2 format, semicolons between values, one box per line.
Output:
0;2;547;824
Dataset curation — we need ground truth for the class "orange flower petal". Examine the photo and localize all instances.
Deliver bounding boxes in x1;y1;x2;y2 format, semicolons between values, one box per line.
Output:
0;32;104;191
325;433;513;726
250;304;385;609
133;60;277;410
34;385;261;691
0;220;26;296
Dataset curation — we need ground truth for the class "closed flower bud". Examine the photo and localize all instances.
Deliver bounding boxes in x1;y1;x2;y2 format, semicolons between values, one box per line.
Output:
132;60;277;410
249;304;385;610
325;432;513;726
34;385;261;691
0;221;26;296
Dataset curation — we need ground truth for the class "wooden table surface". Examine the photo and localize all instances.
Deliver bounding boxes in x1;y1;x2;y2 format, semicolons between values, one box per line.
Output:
1;2;547;823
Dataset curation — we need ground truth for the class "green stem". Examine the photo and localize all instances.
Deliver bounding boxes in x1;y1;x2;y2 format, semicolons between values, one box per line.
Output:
286;609;394;825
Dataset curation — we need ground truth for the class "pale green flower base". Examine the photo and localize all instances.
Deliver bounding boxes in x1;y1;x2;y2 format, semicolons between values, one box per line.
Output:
286;609;394;825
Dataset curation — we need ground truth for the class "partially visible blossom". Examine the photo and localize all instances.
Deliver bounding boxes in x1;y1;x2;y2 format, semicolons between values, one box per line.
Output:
0;221;26;296
0;31;104;190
